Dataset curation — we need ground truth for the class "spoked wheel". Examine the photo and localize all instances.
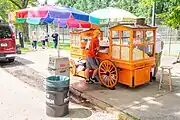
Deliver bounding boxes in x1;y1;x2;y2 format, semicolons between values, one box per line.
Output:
70;59;76;76
98;60;118;89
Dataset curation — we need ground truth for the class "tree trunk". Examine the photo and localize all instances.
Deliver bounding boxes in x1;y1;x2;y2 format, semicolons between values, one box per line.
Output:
23;23;29;42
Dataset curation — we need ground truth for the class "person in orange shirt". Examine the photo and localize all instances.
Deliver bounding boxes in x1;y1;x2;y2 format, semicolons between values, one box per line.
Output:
85;29;101;83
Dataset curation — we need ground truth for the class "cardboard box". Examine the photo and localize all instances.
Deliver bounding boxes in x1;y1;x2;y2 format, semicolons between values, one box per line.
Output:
48;56;69;70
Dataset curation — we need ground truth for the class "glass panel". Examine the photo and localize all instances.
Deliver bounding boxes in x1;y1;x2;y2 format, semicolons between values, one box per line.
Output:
133;31;143;44
122;31;130;45
145;31;154;43
112;46;130;60
0;26;12;38
133;46;144;60
121;46;129;60
112;46;120;59
76;35;80;46
71;35;80;46
71;35;75;46
144;44;154;58
112;31;120;44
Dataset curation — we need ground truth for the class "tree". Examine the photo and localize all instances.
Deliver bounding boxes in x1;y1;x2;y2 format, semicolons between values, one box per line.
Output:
0;0;18;21
5;0;37;42
8;0;37;9
159;0;180;29
57;0;180;28
140;0;180;28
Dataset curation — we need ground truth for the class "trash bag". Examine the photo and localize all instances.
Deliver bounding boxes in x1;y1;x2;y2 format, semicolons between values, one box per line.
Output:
46;76;70;88
16;44;21;54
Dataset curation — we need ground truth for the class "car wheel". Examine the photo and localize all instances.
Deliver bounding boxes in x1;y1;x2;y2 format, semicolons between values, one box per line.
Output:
8;58;15;62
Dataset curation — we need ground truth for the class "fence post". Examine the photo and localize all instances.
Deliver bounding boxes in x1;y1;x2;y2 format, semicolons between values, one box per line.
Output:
169;28;172;55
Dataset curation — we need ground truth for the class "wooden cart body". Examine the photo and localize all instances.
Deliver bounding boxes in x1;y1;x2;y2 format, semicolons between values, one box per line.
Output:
70;24;157;89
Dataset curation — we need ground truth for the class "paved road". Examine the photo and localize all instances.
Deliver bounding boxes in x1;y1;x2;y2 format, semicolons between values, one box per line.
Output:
0;50;117;120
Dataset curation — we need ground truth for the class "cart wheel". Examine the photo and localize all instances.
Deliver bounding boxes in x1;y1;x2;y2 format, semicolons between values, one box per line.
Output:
70;59;76;76
98;60;118;89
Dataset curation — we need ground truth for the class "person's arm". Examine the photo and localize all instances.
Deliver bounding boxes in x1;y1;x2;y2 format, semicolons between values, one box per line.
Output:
31;34;33;41
95;39;100;54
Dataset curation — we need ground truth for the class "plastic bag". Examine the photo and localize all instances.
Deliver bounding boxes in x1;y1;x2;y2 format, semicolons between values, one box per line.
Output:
46;76;70;88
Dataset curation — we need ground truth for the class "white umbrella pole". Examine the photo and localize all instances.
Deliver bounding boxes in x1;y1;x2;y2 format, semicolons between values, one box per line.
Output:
58;18;60;57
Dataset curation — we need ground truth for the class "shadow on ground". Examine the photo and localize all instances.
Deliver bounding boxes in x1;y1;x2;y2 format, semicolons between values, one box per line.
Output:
71;80;108;91
65;108;92;118
0;56;34;68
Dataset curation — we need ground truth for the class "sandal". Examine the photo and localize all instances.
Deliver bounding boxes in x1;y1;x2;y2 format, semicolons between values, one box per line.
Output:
86;79;94;84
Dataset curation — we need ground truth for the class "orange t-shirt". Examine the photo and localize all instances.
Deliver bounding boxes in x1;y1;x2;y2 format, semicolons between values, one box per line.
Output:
87;37;100;57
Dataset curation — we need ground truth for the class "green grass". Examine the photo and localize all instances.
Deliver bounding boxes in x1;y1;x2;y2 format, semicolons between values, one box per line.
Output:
25;41;31;45
16;39;20;44
59;43;70;51
17;39;70;51
16;40;31;53
21;47;31;52
42;41;70;51
47;41;54;48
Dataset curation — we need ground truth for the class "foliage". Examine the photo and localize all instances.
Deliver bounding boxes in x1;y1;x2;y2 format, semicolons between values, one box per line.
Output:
56;0;180;28
56;0;153;23
0;0;37;20
0;0;18;21
8;0;37;9
139;0;180;28
0;0;179;29
158;1;180;28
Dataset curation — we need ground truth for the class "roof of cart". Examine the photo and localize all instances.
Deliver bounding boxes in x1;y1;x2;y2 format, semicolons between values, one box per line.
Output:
110;23;157;30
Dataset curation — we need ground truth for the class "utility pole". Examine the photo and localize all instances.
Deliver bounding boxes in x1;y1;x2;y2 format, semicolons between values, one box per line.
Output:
45;0;48;34
152;2;156;26
45;0;47;4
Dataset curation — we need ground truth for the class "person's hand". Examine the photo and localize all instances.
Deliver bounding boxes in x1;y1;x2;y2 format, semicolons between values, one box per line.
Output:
95;50;99;55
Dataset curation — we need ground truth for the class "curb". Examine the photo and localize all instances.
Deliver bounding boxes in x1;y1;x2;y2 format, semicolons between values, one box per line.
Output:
69;86;137;120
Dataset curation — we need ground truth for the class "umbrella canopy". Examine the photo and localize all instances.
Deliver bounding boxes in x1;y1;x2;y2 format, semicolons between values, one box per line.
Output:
90;7;137;24
16;5;100;26
53;16;92;28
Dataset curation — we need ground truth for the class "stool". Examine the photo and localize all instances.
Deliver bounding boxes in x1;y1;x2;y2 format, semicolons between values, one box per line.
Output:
159;66;173;91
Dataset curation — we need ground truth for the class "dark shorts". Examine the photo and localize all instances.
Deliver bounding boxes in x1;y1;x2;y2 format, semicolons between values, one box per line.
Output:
86;56;99;69
32;41;37;49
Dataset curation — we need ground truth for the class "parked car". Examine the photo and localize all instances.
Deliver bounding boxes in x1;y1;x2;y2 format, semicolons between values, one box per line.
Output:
0;23;16;62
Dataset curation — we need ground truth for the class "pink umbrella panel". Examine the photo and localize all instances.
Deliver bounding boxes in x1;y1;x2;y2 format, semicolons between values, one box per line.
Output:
15;5;100;27
52;17;91;28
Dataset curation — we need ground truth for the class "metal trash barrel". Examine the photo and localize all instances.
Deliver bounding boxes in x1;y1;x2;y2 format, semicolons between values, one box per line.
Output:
46;75;70;117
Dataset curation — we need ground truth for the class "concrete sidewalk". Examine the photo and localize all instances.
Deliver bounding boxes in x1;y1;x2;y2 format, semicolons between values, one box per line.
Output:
16;50;180;120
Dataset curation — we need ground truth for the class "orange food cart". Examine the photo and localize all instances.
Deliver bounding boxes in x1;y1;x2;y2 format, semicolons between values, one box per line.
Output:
69;29;104;77
70;24;157;89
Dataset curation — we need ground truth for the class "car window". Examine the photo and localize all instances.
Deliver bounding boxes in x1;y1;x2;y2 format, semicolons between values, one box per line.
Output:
0;26;12;38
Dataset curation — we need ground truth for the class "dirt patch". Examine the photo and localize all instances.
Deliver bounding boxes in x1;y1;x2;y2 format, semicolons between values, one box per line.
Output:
0;60;45;91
